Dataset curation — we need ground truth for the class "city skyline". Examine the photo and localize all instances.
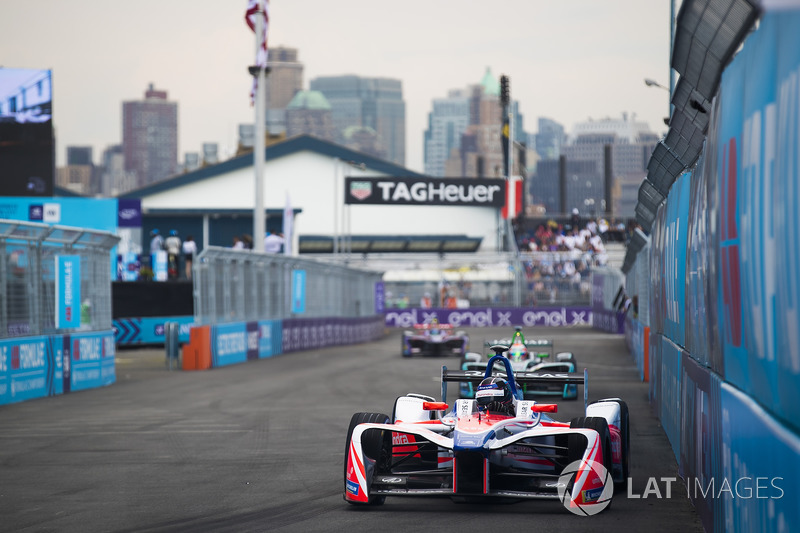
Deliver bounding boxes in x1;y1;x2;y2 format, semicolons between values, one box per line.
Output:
0;0;673;175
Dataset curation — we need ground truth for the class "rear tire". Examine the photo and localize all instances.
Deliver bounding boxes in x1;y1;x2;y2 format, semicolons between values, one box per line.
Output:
344;412;390;505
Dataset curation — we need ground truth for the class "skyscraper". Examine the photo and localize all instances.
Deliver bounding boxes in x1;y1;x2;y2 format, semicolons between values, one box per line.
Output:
122;84;178;188
530;113;659;217
285;90;337;142
425;68;525;178
265;46;304;135
56;146;94;195
424;90;469;177
309;75;405;166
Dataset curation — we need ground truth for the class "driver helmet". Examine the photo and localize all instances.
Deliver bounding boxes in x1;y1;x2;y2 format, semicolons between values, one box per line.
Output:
429;317;440;334
507;342;528;361
476;377;513;411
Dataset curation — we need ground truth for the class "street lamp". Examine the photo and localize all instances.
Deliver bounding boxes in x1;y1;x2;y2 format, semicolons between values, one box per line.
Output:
644;78;672;126
644;78;669;91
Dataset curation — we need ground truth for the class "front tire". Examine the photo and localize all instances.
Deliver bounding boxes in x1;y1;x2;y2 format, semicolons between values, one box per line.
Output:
344;412;390;505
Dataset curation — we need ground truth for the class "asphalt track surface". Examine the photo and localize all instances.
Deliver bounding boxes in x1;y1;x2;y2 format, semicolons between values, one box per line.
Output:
0;326;703;533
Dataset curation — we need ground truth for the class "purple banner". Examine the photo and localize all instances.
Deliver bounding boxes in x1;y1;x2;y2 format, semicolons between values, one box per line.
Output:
592;309;625;334
384;307;593;328
117;198;142;228
282;316;384;353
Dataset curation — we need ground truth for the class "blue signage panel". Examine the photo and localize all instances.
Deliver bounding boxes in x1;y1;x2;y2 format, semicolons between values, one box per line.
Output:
211;322;248;367
720;382;800;533
291;269;307;314
68;332;116;392
55;255;81;329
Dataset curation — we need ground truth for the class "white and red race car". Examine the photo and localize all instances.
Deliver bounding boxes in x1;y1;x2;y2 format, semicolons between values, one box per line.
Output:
344;353;630;513
401;321;469;357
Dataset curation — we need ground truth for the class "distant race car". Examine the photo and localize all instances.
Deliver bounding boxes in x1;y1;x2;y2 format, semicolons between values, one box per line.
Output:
460;327;579;400
344;353;630;511
401;320;469;357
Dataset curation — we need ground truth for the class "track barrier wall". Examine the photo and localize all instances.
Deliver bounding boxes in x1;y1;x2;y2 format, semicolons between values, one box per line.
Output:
0;330;115;405
625;8;800;532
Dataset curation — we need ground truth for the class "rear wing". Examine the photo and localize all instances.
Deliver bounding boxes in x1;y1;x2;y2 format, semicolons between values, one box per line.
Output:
442;362;589;410
483;339;553;348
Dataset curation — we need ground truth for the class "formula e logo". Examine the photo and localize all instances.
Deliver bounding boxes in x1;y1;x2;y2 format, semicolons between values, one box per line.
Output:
350;181;372;201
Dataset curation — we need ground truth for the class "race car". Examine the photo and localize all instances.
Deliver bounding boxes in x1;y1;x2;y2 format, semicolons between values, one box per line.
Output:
459;327;579;400
401;319;469;357
344;353;630;512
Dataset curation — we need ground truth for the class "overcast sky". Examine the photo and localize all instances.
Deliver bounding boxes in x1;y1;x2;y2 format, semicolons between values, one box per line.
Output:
1;0;674;173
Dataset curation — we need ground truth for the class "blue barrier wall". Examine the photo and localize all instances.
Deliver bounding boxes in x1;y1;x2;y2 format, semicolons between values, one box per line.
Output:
631;10;800;532
0;330;115;405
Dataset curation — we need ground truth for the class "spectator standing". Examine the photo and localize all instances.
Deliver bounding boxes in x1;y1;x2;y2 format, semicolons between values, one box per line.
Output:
182;235;197;279
264;231;285;253
164;230;182;280
420;292;432;308
232;236;245;249
149;229;164;269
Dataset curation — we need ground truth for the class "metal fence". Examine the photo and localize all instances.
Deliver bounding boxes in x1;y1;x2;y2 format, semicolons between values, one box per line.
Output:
317;251;597;309
193;246;384;324
0;219;120;339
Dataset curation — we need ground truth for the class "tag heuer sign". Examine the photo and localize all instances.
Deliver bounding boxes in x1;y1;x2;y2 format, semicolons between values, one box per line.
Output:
349;181;373;201
344;177;506;207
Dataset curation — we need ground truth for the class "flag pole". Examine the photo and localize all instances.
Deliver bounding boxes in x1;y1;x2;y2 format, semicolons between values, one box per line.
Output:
252;9;267;253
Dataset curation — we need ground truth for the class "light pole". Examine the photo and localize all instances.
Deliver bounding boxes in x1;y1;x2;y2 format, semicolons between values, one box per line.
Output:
644;78;671;126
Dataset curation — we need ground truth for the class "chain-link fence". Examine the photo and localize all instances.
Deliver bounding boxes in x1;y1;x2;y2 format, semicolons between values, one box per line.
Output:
0;219;120;339
193;247;383;324
322;251;596;309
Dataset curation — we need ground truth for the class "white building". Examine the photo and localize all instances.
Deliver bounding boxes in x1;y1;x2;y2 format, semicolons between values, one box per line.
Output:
120;135;506;255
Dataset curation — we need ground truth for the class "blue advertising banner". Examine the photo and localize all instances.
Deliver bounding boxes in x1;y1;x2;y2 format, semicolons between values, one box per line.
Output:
720;382;799;533
0;336;50;404
662;172;691;347
375;281;385;314
68;332;116;392
291;269;307;314
153;250;168;282
55;255;81;329
211;322;248;367
113;316;194;345
0;331;115;405
679;353;724;532
659;335;682;462
257;320;282;358
685;160;712;368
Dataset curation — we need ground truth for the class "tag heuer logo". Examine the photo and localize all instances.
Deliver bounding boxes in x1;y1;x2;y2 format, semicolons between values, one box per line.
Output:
350;181;372;200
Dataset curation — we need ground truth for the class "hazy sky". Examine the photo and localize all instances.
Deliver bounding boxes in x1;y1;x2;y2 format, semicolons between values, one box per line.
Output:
1;0;674;173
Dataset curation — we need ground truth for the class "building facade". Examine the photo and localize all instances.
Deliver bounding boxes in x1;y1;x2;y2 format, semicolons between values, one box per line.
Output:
309;75;405;166
426;68;526;179
264;46;304;136
122;84;178;188
285;90;337;143
530;113;659;217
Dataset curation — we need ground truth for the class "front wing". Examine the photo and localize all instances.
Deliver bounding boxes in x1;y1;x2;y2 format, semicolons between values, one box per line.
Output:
345;421;606;503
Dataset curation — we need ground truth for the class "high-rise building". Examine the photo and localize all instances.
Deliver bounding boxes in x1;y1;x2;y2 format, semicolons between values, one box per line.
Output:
285;90;337;143
309;75;405;166
423;90;469;177
122;83;178;188
426;68;525;178
532;118;565;161
57;146;94;195
265;46;304;135
529;113;659;217
100;144;137;196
